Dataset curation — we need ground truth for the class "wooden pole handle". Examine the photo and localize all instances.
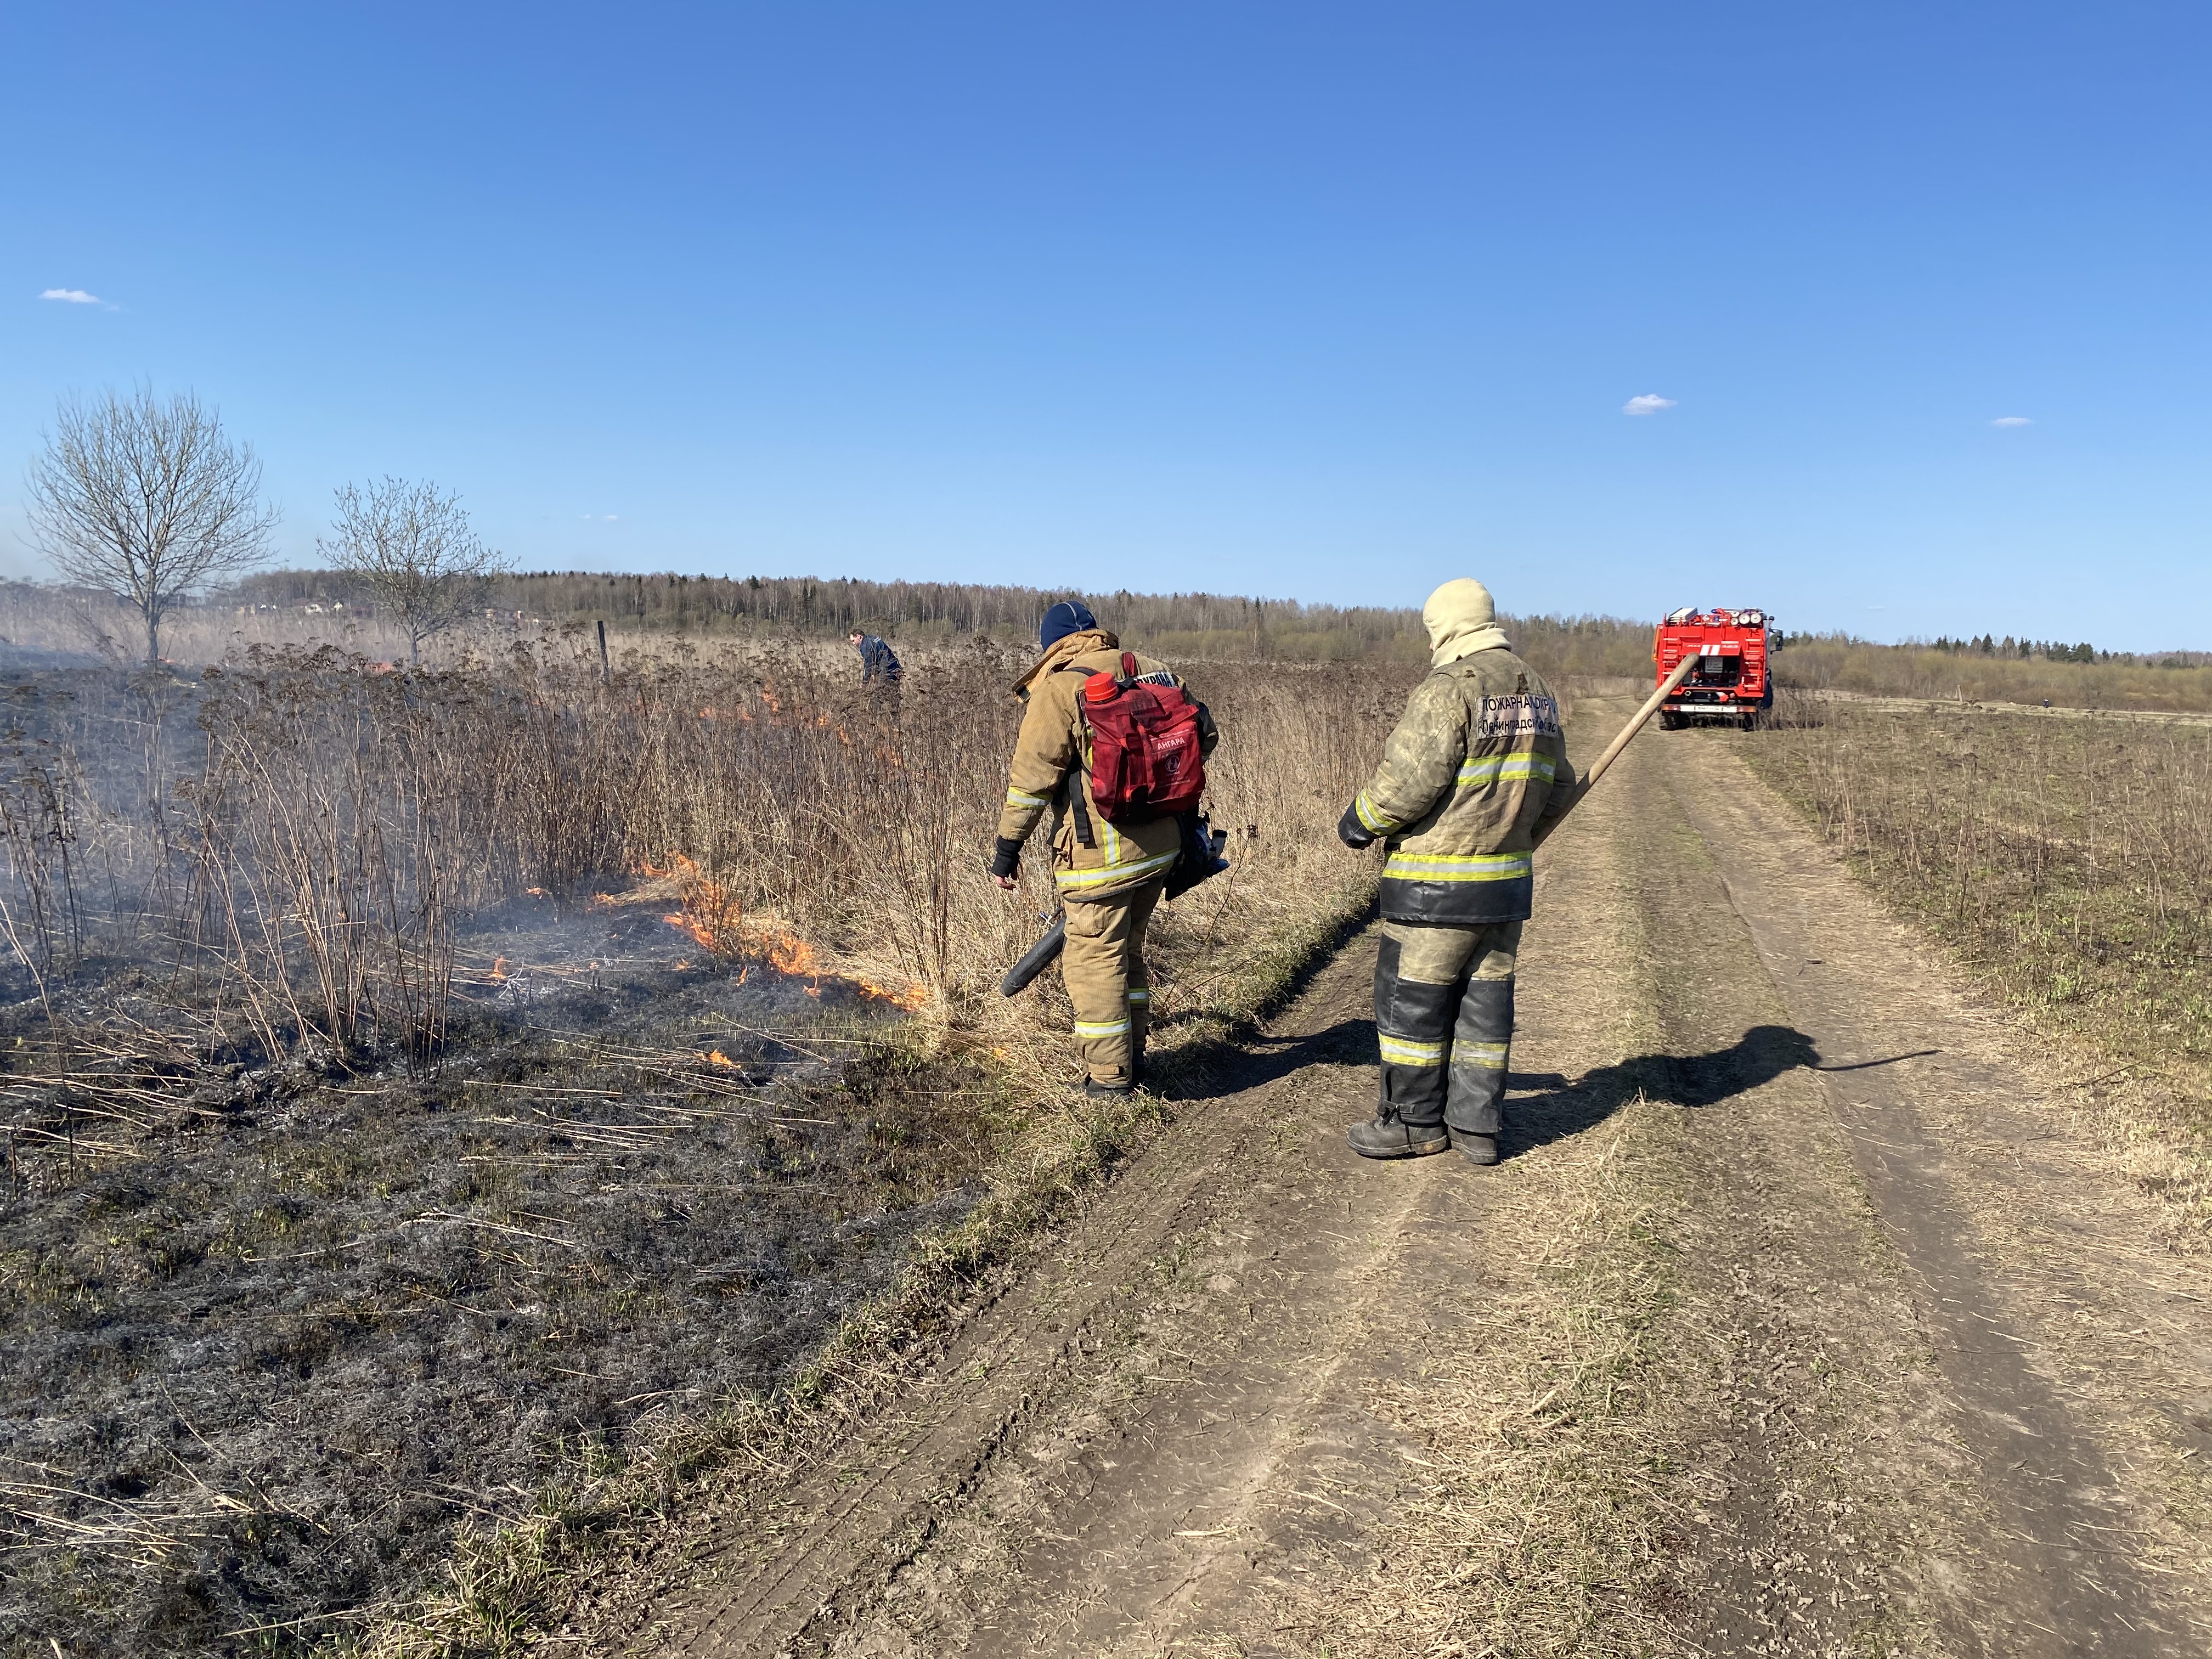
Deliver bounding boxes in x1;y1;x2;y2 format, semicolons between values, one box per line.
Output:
1531;653;1700;849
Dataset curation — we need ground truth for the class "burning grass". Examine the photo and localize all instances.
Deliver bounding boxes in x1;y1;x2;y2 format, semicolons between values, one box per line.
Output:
0;636;1409;1655
1740;692;2212;1234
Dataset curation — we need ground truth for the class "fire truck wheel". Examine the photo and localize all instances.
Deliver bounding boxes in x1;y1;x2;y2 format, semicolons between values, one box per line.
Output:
1737;710;1758;732
1658;710;1683;731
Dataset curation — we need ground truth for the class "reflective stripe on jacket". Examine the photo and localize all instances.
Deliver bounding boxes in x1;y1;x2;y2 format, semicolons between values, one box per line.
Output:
1353;646;1574;924
996;629;1218;901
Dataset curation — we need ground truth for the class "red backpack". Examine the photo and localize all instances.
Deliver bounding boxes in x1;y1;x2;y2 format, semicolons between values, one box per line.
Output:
1075;652;1207;823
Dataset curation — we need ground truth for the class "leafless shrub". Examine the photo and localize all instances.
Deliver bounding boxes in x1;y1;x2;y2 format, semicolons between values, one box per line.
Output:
22;386;278;664
181;654;465;1072
0;636;1403;1077
320;477;509;664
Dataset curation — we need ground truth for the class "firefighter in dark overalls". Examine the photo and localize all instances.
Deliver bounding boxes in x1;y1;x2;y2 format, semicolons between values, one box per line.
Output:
1338;579;1576;1166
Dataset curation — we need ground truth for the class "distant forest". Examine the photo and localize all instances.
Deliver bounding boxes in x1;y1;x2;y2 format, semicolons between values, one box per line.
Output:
232;566;1655;671
212;568;2212;712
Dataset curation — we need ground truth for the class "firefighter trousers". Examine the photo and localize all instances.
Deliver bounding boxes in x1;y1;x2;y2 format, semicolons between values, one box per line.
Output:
1059;877;1163;1087
1374;918;1521;1135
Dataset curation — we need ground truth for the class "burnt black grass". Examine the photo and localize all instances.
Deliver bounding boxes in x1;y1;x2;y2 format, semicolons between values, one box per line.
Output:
1;984;1010;1657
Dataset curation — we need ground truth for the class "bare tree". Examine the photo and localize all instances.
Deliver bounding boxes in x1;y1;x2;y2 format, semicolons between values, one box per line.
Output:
24;386;279;665
319;478;507;664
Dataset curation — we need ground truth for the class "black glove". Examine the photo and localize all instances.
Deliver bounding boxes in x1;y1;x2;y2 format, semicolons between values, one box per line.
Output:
989;836;1024;879
1337;802;1376;849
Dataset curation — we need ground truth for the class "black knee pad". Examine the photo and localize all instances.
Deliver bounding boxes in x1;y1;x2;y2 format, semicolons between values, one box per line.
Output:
1375;935;1462;1039
1455;975;1514;1046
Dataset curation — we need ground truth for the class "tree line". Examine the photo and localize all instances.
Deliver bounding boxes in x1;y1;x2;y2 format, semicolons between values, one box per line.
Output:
1924;634;2203;669
20;382;2202;684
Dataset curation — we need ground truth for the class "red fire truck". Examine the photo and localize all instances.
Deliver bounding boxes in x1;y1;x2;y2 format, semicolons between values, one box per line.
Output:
1654;607;1774;730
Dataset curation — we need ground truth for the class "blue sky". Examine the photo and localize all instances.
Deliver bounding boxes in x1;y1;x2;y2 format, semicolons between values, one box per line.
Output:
3;3;2207;648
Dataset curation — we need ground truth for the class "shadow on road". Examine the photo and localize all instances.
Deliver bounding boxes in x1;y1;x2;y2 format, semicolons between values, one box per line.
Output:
1152;1018;1374;1099
1504;1024;1853;1158
1161;1012;1939;1142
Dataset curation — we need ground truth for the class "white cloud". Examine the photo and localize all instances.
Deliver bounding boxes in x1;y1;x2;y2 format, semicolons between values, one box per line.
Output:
1623;393;1677;416
1991;416;2033;427
40;287;101;304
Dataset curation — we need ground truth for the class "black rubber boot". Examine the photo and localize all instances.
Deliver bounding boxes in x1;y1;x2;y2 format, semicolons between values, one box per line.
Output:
1347;1106;1451;1160
1453;1131;1500;1166
1084;1076;1134;1099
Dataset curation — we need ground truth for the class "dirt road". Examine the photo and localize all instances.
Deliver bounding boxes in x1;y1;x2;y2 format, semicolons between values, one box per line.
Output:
618;701;2212;1658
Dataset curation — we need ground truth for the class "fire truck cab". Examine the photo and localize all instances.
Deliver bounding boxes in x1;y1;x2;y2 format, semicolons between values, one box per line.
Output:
1655;606;1774;730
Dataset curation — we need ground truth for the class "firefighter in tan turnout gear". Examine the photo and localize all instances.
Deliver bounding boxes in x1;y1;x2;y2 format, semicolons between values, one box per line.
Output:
991;601;1219;1095
1338;578;1575;1166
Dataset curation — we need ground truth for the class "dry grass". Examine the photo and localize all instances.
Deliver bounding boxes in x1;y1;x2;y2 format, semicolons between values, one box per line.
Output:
1743;691;2212;1234
0;582;414;666
0;627;1411;1657
331;647;1410;1659
1283;1099;1703;1659
1774;636;2212;714
0;630;1406;1061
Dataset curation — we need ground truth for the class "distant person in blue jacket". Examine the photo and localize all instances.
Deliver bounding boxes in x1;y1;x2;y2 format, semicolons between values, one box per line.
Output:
848;630;903;687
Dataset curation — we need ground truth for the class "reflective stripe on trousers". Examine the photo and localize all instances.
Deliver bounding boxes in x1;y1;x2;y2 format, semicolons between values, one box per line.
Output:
1373;918;1521;1135
1059;876;1164;1086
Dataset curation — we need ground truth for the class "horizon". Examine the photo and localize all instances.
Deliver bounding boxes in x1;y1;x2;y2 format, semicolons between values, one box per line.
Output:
33;562;2192;661
5;4;2209;652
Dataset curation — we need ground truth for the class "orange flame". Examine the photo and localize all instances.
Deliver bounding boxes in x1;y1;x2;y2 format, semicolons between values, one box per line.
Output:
855;975;930;1012
489;955;509;982
701;1048;736;1069
664;913;718;950
634;853;740;955
765;926;819;978
630;852;927;1011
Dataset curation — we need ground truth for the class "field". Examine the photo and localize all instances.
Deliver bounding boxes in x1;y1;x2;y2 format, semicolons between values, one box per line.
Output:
8;599;2212;1659
561;692;2212;1659
1774;635;2212;714
1742;692;2212;1229
0;634;1412;1656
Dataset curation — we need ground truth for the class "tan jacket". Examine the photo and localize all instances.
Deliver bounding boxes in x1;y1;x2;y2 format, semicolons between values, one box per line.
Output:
997;630;1218;901
1353;646;1575;924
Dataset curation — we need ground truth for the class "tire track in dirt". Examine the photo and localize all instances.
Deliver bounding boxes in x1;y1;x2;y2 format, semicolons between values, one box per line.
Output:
627;703;2212;1658
1652;729;2212;1652
644;940;1395;1658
